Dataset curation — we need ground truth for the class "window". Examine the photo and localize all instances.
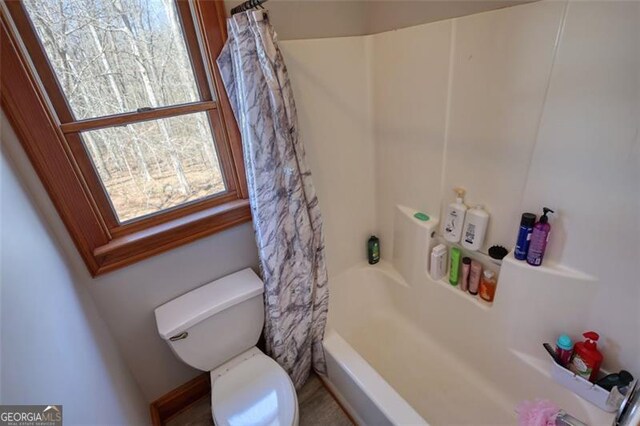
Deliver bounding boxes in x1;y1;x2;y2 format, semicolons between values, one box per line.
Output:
1;0;250;275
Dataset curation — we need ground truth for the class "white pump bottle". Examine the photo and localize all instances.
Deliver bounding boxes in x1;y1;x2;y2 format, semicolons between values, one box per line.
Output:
443;188;467;243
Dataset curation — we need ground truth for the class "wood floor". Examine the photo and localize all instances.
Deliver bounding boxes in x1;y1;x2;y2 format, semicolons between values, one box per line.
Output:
165;373;353;426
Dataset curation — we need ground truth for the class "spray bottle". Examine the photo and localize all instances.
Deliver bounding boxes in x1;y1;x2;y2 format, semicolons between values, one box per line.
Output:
526;208;554;266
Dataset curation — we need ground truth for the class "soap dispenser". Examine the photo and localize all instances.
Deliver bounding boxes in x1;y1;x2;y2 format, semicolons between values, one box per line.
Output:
444;188;467;243
569;331;603;382
526;207;554;266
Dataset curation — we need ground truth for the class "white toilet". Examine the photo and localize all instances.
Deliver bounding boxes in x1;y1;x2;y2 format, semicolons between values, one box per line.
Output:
155;268;299;426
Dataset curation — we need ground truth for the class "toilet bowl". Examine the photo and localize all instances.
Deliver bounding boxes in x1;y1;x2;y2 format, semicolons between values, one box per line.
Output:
210;347;298;426
154;268;298;426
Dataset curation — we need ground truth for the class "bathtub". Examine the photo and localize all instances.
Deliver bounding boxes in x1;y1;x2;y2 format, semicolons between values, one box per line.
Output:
321;260;614;425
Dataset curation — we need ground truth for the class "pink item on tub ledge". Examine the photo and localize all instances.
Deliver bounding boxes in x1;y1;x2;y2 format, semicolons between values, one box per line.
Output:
516;399;560;426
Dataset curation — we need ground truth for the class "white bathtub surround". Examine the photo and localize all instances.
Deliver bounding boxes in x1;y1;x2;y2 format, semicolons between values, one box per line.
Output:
218;10;330;386
392;205;438;286
369;0;640;377
322;204;607;423
280;0;640;379
276;3;639;422
372;18;452;260
518;1;640;374
324;260;613;425
280;37;375;277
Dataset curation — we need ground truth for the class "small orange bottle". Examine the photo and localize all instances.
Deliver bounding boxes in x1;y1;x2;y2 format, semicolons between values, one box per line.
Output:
478;270;497;302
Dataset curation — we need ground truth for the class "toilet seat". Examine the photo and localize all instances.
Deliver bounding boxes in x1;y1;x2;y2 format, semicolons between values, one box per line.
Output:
210;349;298;426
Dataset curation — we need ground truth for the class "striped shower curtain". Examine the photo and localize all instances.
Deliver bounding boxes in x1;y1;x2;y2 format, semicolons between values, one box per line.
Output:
217;9;329;388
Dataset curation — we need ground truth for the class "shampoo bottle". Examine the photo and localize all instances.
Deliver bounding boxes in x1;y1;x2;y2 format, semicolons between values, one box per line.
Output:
461;205;489;251
514;213;537;260
526;208;554;266
368;235;380;265
444;188;467;243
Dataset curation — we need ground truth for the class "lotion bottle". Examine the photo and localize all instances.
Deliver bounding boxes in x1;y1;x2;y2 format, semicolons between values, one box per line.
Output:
526;208;554;266
461;205;489;251
444;188;467;243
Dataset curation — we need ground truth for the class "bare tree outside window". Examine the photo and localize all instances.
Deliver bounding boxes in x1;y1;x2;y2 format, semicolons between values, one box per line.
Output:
23;0;226;222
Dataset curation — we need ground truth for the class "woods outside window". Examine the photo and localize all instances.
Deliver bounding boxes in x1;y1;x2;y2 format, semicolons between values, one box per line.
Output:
1;0;250;275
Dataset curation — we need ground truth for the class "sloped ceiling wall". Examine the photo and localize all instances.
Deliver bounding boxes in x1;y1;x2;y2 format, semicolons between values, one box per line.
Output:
224;0;531;40
365;0;531;34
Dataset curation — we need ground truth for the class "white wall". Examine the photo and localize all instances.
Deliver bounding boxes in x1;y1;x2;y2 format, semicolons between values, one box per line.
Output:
2;0;637;405
371;1;639;374
0;122;149;424
520;1;640;372
1;110;259;402
0;34;372;401
82;35;375;400
88;223;259;401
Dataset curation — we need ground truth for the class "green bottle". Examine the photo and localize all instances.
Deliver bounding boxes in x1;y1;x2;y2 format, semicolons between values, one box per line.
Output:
368;236;380;264
450;247;461;285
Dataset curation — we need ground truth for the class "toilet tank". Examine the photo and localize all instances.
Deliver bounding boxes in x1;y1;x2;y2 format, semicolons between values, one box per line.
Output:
154;268;264;372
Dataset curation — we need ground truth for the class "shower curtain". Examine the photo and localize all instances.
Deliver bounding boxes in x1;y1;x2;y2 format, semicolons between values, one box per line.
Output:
217;10;329;388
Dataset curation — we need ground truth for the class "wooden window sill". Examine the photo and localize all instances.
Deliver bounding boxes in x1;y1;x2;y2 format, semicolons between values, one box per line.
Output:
93;199;252;275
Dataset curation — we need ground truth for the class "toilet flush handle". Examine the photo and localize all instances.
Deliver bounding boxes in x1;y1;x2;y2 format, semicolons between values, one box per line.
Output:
169;332;188;341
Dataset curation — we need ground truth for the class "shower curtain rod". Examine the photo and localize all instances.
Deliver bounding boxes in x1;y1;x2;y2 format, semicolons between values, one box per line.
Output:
231;0;268;15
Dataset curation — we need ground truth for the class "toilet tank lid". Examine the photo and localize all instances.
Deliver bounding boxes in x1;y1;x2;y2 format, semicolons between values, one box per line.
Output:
155;268;264;340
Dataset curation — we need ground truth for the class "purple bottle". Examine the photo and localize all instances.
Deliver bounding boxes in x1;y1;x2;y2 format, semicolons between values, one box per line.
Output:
527;207;554;266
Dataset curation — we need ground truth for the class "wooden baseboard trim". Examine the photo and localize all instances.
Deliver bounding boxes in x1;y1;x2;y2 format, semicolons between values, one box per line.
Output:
149;369;353;425
150;373;210;426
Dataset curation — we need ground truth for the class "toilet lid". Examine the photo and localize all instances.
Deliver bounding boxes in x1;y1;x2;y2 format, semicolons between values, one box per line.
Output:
211;353;297;426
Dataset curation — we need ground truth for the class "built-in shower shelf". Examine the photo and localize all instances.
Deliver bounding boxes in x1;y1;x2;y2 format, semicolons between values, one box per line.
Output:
433;235;504;268
431;274;493;312
370;259;493;311
511;349;618;413
428;235;501;310
502;254;596;282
